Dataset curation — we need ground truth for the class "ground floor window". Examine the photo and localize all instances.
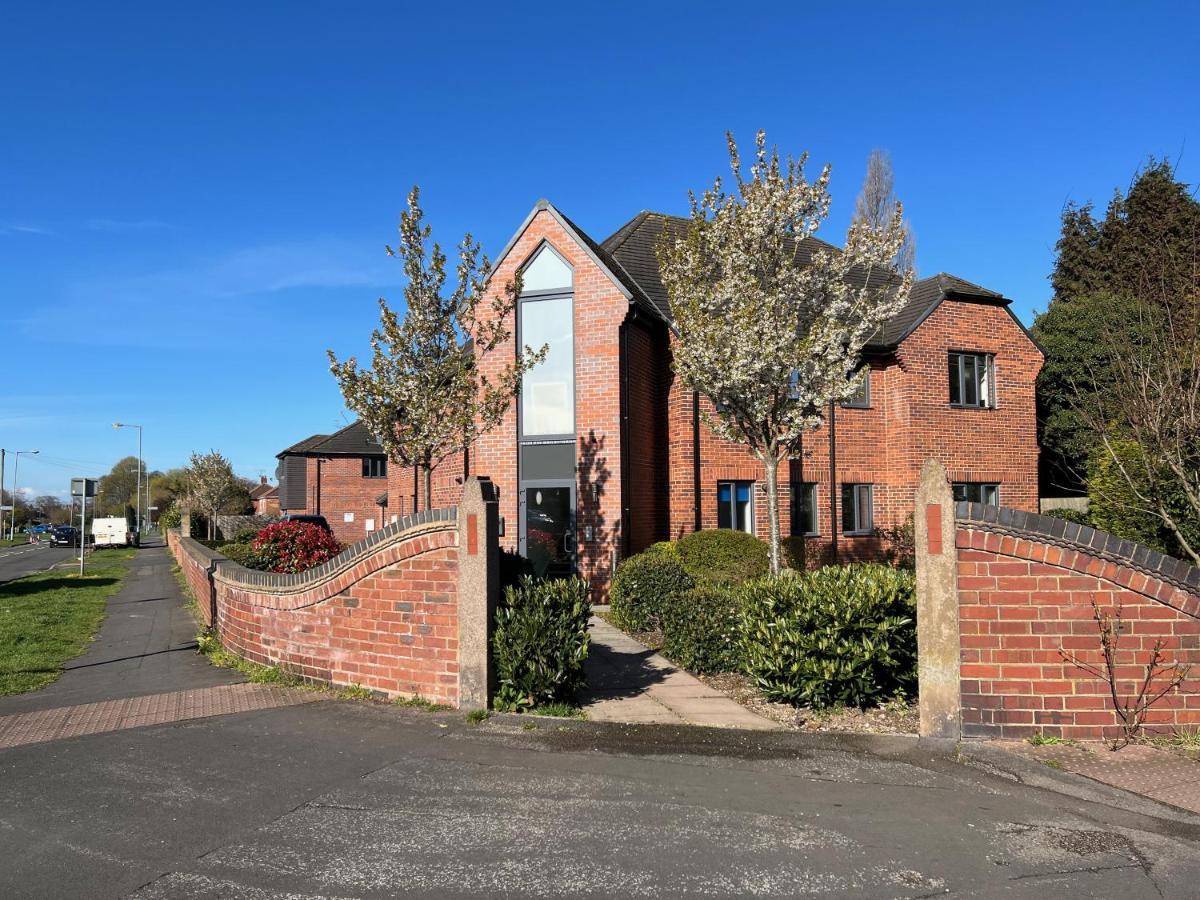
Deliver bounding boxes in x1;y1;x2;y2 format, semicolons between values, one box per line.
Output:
841;483;874;535
717;481;754;533
791;482;818;536
953;482;1000;506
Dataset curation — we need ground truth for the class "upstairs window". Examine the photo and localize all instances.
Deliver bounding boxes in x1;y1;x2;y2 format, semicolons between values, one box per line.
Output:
717;481;754;533
949;352;994;408
362;457;387;478
841;369;871;408
791;483;818;536
953;482;1000;506
841;483;874;535
519;244;575;437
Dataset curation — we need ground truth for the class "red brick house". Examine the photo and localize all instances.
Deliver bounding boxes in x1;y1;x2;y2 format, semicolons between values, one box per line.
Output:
249;476;280;516
285;200;1042;592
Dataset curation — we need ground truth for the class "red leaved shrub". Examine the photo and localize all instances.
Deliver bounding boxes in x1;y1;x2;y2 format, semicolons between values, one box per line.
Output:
250;521;342;574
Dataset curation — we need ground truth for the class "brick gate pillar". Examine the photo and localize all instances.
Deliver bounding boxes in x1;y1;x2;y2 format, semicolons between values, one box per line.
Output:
915;458;961;742
457;476;500;710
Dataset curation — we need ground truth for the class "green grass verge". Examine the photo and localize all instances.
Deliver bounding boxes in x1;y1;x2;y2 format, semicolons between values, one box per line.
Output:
0;548;136;694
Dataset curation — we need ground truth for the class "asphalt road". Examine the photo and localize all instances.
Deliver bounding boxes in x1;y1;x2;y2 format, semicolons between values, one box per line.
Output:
0;541;75;583
1;703;1199;898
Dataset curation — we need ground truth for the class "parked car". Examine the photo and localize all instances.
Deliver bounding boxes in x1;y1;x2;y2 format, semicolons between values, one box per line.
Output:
282;514;333;535
49;526;80;547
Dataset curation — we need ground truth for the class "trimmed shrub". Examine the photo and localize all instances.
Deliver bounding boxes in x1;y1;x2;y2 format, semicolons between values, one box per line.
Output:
676;528;769;585
741;563;916;709
661;584;742;674
218;541;264;569
609;551;694;632
250;521;342;574
645;541;679;558
493;576;591;711
233;525;265;544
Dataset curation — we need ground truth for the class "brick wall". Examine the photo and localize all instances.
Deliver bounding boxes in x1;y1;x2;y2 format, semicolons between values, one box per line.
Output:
168;509;468;706
663;299;1042;563
954;504;1200;741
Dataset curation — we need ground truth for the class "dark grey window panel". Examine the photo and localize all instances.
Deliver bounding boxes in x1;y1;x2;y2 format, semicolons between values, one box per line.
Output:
279;456;308;510
520;442;575;480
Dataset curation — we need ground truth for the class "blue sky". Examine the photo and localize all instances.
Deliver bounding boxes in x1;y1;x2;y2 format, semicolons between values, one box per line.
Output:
2;1;1197;499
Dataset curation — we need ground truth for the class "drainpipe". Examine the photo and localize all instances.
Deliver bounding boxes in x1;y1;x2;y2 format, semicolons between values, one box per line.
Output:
692;390;702;532
618;311;633;560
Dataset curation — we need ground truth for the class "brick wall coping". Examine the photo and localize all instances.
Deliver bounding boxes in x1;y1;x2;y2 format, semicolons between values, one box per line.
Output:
956;501;1200;596
170;506;458;594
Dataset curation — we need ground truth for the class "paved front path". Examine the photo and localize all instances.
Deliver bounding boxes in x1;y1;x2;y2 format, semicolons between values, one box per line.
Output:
579;613;777;729
0;538;242;717
995;739;1200;814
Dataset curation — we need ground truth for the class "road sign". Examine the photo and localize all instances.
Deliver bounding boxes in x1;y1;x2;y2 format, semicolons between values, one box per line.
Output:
0;504;12;512
70;478;97;498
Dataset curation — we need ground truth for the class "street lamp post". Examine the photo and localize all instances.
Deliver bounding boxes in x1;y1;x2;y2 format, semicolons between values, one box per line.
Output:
113;422;143;534
9;450;39;541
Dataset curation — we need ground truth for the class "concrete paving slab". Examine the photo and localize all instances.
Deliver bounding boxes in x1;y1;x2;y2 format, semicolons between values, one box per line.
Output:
580;614;778;730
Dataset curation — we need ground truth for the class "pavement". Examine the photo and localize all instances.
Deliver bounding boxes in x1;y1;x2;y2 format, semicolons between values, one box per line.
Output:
0;535;243;717
0;541;75;583
992;739;1200;815
579;611;777;729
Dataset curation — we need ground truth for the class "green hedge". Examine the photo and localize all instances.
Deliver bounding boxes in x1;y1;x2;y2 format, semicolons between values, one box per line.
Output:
609;551;693;633
741;564;916;709
676;529;769;585
494;576;591;711
1041;507;1091;526
661;584;742;674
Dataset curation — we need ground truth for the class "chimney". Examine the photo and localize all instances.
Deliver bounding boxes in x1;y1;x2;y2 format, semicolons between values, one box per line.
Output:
260;476;268;485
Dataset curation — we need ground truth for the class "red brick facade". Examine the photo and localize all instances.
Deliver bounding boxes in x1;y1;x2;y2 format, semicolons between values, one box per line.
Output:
288;202;1042;594
955;512;1200;741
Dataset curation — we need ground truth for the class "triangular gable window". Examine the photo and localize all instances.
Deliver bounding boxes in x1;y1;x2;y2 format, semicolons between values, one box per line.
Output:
520;243;572;293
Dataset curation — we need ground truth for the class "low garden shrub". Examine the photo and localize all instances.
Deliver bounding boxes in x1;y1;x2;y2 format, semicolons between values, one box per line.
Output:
645;541;679;558
493;575;591;711
250;521;342;574
676;528;769;585
218;541;262;569
661;583;742;674
741;563;917;709
609;551;694;632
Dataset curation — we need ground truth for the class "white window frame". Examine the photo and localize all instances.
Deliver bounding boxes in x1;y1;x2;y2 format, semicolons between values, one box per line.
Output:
717;480;754;534
841;483;874;535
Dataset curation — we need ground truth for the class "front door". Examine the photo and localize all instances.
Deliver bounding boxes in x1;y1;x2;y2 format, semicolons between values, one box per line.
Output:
520;483;576;579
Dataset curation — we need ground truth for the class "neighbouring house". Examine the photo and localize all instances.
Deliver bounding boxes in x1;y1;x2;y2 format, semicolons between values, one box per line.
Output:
275;420;465;543
249;476;280;516
287;200;1043;594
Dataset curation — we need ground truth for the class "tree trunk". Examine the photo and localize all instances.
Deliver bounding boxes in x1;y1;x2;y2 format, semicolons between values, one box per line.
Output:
422;465;432;512
762;450;783;576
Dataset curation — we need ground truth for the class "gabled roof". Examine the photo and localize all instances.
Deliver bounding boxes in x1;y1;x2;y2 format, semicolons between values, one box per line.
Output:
493;200;664;323
276;421;385;459
599;210;1025;351
249;482;278;500
278;433;328;455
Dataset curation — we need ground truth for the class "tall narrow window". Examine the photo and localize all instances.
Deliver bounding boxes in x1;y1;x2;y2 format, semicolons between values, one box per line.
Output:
841;483;874;534
841;369;871;408
949;352;994;408
791;483;818;536
519;245;574;437
717;481;754;533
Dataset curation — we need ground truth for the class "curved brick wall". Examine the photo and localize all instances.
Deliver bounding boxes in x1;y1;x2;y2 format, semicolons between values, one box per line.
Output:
168;509;463;705
955;502;1200;741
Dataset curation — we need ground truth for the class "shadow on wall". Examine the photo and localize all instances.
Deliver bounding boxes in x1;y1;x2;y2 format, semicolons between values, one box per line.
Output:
577;430;613;595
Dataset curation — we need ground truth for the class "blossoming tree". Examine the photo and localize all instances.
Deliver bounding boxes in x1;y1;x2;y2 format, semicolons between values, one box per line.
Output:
329;187;545;511
658;132;913;574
